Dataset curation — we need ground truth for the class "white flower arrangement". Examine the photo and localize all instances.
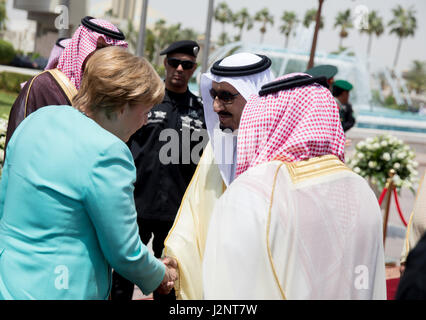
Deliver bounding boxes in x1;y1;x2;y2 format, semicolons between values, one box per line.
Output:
0;117;8;177
348;134;419;193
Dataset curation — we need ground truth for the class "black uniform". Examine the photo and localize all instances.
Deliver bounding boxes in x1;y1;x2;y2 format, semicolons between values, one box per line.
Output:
111;88;206;300
130;88;205;224
338;102;356;132
396;232;426;299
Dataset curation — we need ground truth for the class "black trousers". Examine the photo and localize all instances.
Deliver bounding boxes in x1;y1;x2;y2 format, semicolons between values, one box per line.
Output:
110;218;176;301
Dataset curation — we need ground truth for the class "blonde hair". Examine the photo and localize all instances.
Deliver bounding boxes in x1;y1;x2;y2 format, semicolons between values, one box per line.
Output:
73;46;164;118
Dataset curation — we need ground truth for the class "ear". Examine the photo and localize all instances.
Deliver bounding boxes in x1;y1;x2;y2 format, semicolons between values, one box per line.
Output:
164;57;168;68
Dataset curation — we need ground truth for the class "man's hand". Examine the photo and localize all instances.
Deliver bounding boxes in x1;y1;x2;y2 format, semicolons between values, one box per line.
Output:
156;256;178;295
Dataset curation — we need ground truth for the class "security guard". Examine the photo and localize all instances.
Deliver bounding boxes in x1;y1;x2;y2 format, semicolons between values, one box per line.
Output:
305;64;338;90
332;79;356;132
111;40;206;300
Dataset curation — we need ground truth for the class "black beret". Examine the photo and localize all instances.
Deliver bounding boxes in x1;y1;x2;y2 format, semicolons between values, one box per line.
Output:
160;40;200;57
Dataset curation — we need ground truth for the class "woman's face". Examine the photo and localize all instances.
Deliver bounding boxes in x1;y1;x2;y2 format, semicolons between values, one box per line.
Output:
116;101;153;142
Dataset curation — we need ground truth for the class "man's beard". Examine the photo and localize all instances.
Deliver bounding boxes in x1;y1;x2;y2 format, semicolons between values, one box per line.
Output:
218;111;234;132
219;124;234;132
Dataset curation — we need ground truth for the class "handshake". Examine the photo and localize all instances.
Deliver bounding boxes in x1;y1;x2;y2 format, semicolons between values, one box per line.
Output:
156;256;178;295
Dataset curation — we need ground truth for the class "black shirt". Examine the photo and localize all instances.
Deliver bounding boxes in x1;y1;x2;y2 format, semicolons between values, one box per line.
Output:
128;88;207;221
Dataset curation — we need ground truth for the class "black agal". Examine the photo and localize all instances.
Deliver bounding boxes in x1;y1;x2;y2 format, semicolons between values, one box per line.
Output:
81;16;125;41
211;54;272;77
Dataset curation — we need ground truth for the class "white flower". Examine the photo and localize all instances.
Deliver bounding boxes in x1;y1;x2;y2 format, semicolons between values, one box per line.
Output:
380;141;388;147
354;167;361;174
382;153;391;161
357;141;366;149
368;161;377;168
393;162;401;169
397;152;406;160
357;153;364;159
412;161;419;167
372;143;380;149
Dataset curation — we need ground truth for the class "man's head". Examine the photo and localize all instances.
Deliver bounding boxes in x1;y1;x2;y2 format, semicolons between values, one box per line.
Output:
45;38;71;71
332;80;353;105
200;52;274;133
57;16;128;90
236;73;346;177
160;40;199;93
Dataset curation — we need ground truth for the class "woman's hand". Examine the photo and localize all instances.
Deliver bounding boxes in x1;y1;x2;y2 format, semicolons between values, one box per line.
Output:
156;256;178;295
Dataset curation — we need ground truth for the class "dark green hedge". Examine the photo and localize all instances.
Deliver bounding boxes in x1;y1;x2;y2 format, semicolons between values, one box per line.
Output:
0;72;33;93
0;39;15;65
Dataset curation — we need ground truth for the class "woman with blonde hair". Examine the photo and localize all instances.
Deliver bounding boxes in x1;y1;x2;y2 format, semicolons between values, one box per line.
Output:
0;47;177;300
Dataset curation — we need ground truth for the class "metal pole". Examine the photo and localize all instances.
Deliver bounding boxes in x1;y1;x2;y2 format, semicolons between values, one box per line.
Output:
382;169;396;248
136;0;149;57
202;0;214;73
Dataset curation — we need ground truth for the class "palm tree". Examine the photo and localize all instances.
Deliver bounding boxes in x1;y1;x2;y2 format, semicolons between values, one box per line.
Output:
360;10;384;57
233;8;253;42
218;32;231;46
303;8;324;29
334;9;353;48
388;5;417;69
214;2;233;35
403;60;426;94
279;11;299;48
254;8;274;43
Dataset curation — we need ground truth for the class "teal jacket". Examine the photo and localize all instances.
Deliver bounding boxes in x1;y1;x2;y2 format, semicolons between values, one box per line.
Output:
0;106;165;300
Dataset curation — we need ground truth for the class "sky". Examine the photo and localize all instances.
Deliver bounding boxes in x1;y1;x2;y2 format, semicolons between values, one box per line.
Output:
7;0;426;72
145;0;426;73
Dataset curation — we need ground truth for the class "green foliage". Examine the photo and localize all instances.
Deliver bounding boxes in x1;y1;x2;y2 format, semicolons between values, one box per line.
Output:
254;8;274;43
403;60;426;94
303;8;324;29
360;10;385;56
0;39;16;65
0;72;32;93
388;5;417;38
233;8;253;42
334;9;353;47
280;11;299;48
214;2;233;34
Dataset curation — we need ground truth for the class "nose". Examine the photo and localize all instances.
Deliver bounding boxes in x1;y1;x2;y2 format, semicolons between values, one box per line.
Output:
176;63;184;72
213;98;225;113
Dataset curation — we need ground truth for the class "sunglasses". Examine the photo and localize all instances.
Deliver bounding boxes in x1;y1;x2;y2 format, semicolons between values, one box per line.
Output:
167;58;196;70
209;88;240;104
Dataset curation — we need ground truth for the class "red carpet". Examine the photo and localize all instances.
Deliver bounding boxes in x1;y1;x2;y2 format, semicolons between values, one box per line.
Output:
386;278;400;300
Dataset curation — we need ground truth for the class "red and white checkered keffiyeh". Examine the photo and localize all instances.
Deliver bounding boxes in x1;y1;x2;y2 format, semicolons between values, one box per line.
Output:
236;73;346;177
57;18;128;89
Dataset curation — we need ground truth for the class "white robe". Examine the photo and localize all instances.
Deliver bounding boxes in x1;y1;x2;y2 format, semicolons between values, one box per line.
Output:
203;156;387;299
